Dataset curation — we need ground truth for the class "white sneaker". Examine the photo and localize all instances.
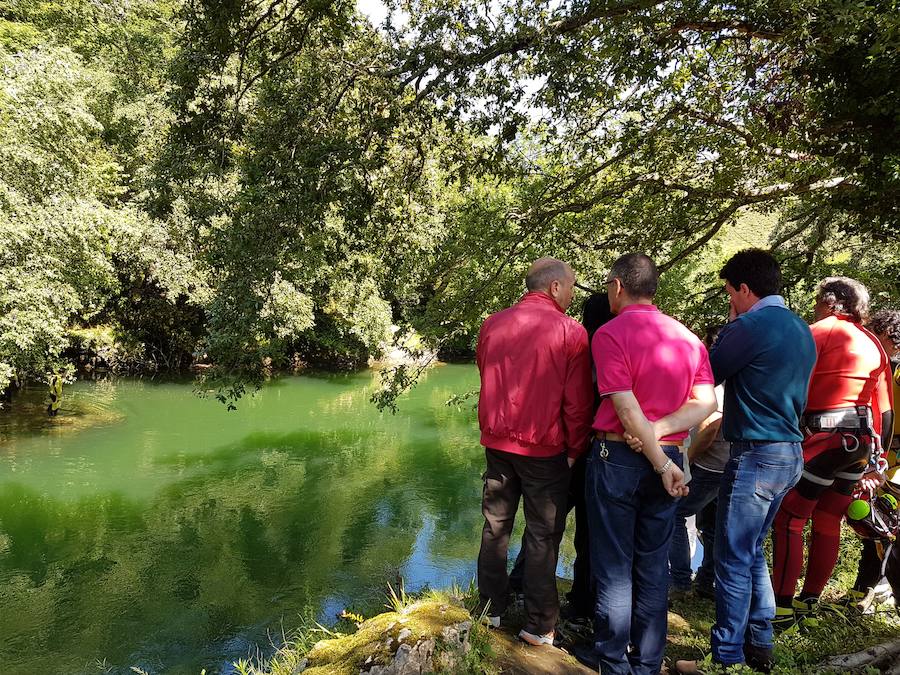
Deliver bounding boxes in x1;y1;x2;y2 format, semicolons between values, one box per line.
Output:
518;628;555;646
873;581;893;605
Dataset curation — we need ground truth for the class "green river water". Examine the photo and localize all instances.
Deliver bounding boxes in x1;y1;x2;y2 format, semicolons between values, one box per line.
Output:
0;366;575;674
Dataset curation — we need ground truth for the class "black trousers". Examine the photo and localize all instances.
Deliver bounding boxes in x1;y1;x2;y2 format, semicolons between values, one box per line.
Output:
477;448;570;634
509;453;593;617
854;538;900;601
854;539;885;592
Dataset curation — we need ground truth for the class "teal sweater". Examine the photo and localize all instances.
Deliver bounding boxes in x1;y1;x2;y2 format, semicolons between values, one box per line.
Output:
710;300;816;443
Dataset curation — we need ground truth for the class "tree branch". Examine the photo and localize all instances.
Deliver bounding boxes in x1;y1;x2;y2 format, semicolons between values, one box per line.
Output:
666;19;783;41
394;0;667;100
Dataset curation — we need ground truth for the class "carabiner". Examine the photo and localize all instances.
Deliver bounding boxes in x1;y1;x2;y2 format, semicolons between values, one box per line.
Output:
841;433;860;453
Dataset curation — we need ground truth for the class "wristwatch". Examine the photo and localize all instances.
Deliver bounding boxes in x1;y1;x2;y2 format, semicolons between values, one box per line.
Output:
655;458;673;475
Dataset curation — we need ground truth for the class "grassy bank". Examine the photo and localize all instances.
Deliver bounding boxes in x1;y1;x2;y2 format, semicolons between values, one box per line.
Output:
232;584;497;675
239;532;900;674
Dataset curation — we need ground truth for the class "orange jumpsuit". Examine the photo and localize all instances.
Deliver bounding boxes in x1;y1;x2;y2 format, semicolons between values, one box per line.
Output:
773;314;892;602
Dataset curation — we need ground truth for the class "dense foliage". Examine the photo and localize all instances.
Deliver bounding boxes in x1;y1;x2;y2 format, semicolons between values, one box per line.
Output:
0;0;897;402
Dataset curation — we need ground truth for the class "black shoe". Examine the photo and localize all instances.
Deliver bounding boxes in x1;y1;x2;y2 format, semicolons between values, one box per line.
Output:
559;602;592;622
570;644;601;670
744;643;774;673
557;615;593;644
694;583;716;600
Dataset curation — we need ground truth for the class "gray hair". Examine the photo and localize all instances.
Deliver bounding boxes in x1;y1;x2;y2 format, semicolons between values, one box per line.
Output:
817;276;870;322
525;257;571;292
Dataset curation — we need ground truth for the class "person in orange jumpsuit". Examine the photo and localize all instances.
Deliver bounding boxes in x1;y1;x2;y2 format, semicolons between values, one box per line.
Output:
849;309;900;611
771;278;894;630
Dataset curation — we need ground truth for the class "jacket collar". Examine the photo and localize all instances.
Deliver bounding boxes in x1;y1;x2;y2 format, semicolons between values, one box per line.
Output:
520;291;564;313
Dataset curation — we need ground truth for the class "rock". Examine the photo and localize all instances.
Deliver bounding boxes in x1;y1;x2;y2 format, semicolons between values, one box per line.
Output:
362;621;472;674
291;657;308;674
826;638;900;670
440;620;471;653
366;639;435;674
667;611;691;634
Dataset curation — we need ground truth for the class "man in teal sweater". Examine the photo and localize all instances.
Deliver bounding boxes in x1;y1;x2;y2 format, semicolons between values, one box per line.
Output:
676;249;816;674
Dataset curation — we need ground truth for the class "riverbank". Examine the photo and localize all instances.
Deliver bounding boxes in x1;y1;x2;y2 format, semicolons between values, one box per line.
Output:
242;565;900;675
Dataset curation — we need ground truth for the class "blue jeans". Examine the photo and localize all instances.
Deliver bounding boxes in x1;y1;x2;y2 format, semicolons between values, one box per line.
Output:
586;438;682;675
670;464;722;589
711;442;803;665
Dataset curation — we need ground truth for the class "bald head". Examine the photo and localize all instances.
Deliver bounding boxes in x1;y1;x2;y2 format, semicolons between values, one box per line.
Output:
525;257;576;309
526;258;571;291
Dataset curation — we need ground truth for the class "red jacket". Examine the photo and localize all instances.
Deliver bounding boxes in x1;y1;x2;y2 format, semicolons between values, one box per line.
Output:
476;292;594;459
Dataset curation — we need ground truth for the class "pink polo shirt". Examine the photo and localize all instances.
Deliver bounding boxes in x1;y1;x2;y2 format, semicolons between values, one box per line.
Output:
591;304;714;442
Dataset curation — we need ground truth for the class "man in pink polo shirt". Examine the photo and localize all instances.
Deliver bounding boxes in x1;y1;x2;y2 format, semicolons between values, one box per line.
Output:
572;253;716;675
476;257;594;647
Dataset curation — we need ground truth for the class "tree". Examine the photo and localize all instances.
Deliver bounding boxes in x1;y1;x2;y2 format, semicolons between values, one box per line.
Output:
377;0;899;359
0;2;206;394
153;0;452;402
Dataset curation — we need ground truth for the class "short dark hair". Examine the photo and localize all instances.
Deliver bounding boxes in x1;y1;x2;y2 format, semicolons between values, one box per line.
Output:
719;249;782;298
817;277;870;323
582;293;614;340
608;253;658;299
704;324;723;349
869;309;900;349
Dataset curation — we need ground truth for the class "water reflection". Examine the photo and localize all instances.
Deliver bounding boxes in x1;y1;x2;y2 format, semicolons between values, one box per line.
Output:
0;367;568;674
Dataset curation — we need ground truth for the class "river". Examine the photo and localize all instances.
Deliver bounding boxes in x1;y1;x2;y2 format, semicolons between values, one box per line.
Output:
0;366;578;674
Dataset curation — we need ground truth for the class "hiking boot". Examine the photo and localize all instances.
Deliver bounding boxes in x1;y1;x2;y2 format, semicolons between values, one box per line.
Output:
474;595;510;628
570;644;601;670
793;597;820;628
518;628;556;647
838;588;868;611
772;605;796;633
873;581;894;605
744;643;774;673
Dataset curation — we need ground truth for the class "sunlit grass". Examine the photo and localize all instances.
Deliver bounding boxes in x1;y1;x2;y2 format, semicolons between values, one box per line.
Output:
235;579;490;675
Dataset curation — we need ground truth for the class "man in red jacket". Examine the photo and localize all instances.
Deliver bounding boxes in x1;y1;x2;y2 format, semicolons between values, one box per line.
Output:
476;257;594;646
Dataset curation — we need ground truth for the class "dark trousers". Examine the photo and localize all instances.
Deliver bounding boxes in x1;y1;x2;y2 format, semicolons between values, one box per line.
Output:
854;538;900;601
854;539;886;592
669;464;722;590
477;447;571;634
509;453;593;617
585;438;682;675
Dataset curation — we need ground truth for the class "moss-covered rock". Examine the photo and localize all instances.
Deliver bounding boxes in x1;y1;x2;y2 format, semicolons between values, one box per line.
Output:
302;599;471;675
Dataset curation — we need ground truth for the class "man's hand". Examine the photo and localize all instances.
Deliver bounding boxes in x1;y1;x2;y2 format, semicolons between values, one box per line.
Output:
661;463;689;498
859;469;885;493
624;431;644;452
728;297;738;322
567;455;576;468
624;423;659;452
